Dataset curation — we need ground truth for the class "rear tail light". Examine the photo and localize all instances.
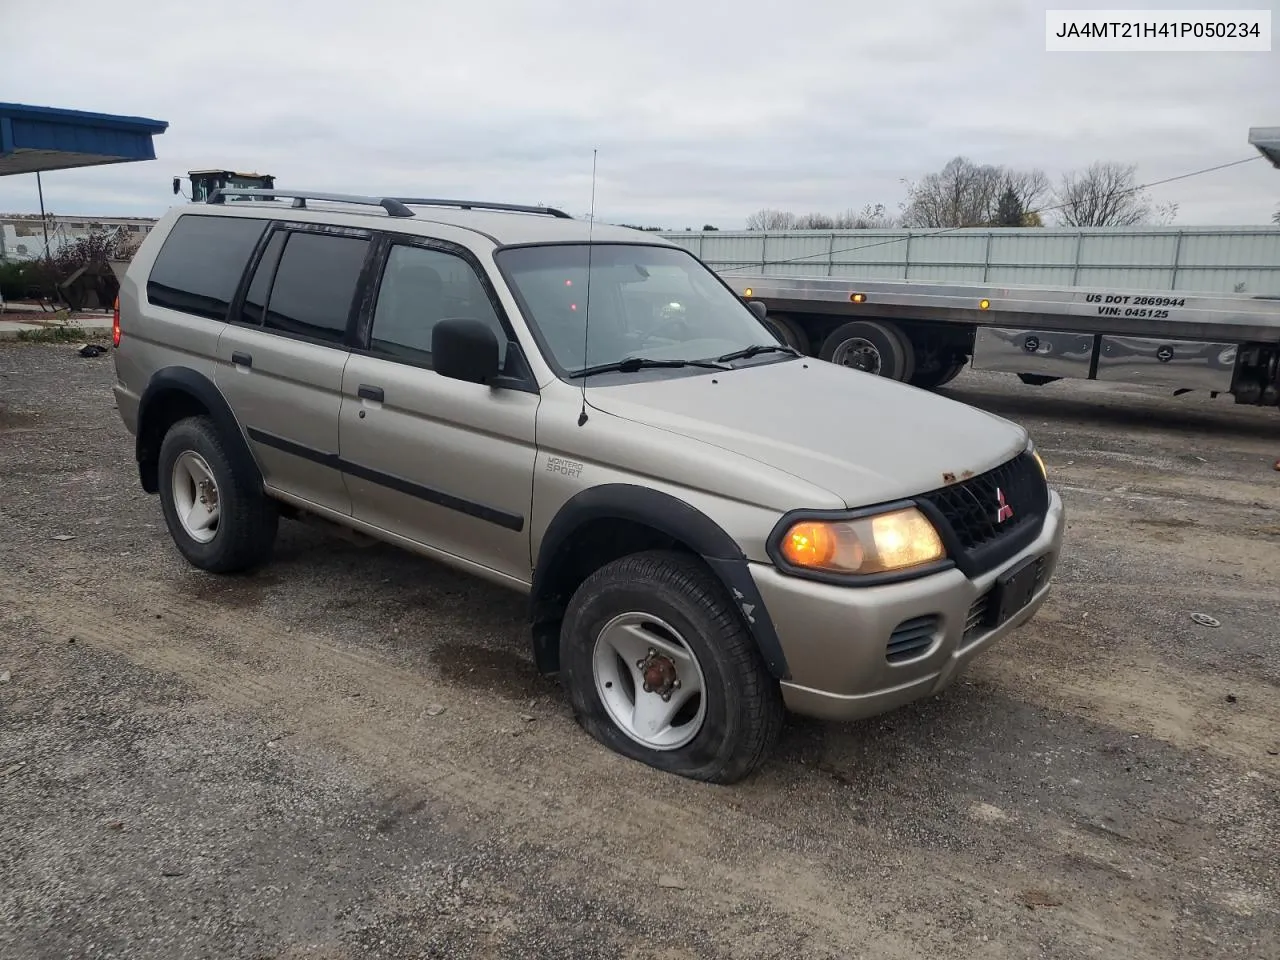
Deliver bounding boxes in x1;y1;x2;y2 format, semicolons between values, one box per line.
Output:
112;295;121;347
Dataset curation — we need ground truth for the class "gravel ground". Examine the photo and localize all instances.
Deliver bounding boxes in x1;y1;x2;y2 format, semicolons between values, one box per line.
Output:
2;342;1278;960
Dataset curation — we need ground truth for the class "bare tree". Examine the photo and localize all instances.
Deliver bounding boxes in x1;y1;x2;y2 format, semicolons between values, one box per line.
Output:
899;157;1049;228
745;209;798;230
745;203;900;230
1272;204;1280;225
1050;161;1175;226
793;212;836;229
837;203;900;229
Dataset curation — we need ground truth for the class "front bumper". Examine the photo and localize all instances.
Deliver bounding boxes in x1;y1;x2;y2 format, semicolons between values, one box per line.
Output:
750;489;1065;721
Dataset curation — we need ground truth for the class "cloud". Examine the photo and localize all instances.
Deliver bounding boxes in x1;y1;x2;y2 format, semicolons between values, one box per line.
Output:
0;0;1275;228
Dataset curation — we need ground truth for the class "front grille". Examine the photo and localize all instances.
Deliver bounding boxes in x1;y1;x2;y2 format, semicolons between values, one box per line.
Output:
886;615;939;663
916;451;1049;576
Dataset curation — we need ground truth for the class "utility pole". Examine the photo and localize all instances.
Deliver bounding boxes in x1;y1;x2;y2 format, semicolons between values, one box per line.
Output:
36;171;51;254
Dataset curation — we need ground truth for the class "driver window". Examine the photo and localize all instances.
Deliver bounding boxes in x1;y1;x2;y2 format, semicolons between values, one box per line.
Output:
369;244;507;367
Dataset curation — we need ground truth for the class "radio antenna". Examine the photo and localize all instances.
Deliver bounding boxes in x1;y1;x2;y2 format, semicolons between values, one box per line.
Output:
577;148;598;427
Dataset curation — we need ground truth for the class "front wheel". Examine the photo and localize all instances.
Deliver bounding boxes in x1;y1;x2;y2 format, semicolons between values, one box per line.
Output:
559;550;785;783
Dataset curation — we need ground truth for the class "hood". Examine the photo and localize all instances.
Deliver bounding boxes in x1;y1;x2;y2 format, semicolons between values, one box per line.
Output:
586;358;1028;508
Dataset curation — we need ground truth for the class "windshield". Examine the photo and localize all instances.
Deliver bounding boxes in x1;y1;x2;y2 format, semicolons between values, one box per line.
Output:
495;243;784;376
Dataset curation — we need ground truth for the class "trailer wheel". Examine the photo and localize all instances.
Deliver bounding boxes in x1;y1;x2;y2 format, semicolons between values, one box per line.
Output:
910;359;967;390
764;314;810;354
819;321;915;381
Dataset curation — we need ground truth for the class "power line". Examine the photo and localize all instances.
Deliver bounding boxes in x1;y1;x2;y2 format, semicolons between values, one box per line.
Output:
717;154;1265;275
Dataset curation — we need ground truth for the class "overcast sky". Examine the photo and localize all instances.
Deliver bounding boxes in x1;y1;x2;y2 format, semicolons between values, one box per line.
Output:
0;0;1276;228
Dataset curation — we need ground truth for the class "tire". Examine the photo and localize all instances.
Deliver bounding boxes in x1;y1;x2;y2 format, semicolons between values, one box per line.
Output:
157;414;278;574
818;320;915;381
559;549;785;784
766;314;810;354
909;359;966;390
763;317;793;348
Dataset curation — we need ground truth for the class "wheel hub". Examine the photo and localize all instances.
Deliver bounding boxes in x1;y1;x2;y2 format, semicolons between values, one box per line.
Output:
171;449;222;544
637;648;681;701
199;479;218;509
833;337;881;373
591;611;707;751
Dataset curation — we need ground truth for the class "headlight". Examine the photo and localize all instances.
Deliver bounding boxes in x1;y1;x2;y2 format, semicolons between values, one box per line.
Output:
1026;439;1047;479
775;506;945;576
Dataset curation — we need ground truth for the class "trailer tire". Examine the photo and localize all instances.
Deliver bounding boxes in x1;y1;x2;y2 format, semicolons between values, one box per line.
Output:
911;359;967;390
819;321;914;381
765;314;810;354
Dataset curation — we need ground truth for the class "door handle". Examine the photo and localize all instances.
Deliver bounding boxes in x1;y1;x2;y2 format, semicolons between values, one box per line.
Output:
358;384;384;402
231;351;253;368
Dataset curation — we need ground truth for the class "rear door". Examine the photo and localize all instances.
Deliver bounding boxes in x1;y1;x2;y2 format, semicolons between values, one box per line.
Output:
216;222;376;516
337;236;541;584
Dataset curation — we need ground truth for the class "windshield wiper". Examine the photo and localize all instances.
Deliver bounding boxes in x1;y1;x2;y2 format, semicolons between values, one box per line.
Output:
714;343;800;363
575;356;730;377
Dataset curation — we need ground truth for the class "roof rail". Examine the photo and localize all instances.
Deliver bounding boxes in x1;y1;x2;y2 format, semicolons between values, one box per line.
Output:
207;188;414;218
391;197;573;219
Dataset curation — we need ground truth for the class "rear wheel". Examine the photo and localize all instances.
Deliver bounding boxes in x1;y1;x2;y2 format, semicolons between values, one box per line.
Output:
157;415;278;574
559;550;784;784
819;320;915;381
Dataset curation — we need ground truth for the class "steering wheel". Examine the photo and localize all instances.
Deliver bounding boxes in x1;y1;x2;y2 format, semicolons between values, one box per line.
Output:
644;316;691;342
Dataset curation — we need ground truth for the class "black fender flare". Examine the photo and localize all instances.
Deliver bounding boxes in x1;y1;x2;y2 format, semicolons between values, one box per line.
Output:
135;366;260;494
530;483;790;680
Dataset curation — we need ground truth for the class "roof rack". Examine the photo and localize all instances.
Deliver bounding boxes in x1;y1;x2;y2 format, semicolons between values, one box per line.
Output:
392;197;573;219
205;188;573;221
207;188;414;218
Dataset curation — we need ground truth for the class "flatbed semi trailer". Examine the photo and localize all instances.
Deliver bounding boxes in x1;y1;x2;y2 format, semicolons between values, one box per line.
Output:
728;274;1280;407
715;127;1280;407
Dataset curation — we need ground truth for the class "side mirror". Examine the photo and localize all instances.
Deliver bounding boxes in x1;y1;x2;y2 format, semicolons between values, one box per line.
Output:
433;318;500;384
172;177;181;196
747;299;767;321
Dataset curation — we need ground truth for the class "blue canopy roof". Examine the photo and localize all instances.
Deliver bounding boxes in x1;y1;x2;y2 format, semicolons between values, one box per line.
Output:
1250;127;1280;169
0;102;168;177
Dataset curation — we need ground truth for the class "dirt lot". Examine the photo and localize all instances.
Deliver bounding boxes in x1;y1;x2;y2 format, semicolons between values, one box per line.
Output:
2;342;1278;960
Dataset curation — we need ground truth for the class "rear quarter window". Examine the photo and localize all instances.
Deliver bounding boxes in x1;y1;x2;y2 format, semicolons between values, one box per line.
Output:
146;214;267;321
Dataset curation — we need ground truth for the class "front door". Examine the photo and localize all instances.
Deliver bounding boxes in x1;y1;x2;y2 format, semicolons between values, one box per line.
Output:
337;238;540;585
216;222;375;516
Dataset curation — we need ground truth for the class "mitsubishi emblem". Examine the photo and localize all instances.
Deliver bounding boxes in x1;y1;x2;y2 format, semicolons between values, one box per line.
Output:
995;487;1014;523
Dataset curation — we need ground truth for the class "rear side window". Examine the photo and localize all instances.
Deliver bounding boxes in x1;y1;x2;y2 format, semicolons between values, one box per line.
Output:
262;232;370;344
146;215;266;321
